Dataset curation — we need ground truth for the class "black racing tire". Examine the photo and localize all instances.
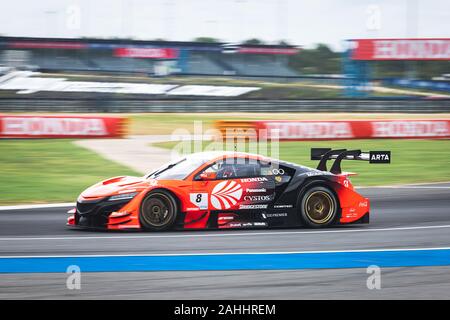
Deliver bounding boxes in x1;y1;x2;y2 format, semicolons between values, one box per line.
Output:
299;186;338;228
139;189;178;231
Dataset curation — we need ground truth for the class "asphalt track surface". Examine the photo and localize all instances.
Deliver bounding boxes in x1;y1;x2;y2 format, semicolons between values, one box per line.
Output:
0;183;449;299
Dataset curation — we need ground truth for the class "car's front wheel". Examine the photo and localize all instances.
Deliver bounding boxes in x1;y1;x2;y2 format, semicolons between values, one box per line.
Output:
139;190;178;231
300;186;338;228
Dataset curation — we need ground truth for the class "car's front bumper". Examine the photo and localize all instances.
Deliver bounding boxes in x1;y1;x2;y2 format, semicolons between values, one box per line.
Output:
67;197;137;230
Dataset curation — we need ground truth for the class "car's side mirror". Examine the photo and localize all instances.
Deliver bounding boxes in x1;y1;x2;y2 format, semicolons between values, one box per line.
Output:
199;172;217;180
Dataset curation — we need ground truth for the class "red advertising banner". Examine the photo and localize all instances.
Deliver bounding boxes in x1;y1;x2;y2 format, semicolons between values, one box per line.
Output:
0;115;127;139
9;41;87;50
351;39;450;61
256;120;450;140
114;47;178;59
216;120;450;141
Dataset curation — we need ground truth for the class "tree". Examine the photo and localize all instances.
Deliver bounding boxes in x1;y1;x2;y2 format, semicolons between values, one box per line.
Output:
243;38;265;45
277;40;291;46
288;43;340;75
193;37;220;43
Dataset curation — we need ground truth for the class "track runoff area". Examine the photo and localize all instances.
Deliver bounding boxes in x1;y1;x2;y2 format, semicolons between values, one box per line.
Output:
0;182;449;300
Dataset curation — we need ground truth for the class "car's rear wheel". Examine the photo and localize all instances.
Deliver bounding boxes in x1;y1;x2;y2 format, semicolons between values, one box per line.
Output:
139;190;178;231
300;186;338;228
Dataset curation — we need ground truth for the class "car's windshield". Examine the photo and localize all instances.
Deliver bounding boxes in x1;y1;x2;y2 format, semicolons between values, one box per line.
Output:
145;155;209;180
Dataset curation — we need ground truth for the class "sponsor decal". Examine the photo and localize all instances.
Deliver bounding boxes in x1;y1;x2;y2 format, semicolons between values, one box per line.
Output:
240;177;268;183
243;195;272;201
189;192;208;210
369;151;391;163
263;213;288;218
253;222;268;227
211;181;243;210
359;201;368;207
228;223;242;228
218;216;234;221
227;222;268;228
246;188;267;193
275;176;282;183
273;204;293;209
239;204;268;210
304;171;326;177
186;207;201;212
272;168;285;175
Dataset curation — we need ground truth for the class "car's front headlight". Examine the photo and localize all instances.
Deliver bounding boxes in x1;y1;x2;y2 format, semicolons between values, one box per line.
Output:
108;192;138;202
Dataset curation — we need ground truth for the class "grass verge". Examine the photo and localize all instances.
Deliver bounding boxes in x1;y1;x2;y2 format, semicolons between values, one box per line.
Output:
0;140;140;205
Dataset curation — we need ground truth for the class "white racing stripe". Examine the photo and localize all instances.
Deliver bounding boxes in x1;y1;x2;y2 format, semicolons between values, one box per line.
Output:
1;224;450;241
1;246;450;259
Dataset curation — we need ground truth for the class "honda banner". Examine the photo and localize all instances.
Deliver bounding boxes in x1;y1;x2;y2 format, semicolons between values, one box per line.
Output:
114;47;178;59
216;120;450;140
351;39;450;60
0;115;127;138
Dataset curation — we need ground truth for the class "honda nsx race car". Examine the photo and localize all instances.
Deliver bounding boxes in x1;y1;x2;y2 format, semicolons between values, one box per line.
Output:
67;149;390;231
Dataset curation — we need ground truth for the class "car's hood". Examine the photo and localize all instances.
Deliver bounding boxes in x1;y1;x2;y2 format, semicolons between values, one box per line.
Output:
80;176;151;199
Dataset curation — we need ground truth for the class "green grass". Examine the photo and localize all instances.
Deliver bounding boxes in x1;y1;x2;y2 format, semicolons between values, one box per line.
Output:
0;140;140;205
153;139;450;186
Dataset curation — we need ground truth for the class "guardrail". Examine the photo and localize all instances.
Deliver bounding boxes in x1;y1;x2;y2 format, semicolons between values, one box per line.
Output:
0;99;449;113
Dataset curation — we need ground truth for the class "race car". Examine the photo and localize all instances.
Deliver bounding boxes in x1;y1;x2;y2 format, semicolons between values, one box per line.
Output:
67;149;389;231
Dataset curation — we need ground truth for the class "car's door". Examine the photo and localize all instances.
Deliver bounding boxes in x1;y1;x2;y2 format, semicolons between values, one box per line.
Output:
190;156;275;228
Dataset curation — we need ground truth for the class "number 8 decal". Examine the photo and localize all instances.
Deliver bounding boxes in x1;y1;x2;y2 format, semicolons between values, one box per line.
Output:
190;193;208;210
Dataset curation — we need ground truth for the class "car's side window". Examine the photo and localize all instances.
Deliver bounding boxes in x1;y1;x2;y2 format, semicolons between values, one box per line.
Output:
194;160;225;180
233;161;261;178
196;158;262;180
259;161;294;185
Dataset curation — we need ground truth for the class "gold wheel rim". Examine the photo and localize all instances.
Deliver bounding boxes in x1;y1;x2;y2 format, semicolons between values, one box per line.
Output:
304;191;334;224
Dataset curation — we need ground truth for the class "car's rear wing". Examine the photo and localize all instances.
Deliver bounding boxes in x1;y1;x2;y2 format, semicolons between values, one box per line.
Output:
311;148;391;174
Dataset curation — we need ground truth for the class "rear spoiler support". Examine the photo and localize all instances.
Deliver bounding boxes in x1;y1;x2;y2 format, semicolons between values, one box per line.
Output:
311;148;390;174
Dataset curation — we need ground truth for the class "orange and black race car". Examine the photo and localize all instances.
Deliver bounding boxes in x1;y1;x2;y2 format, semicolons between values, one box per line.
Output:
67;149;390;231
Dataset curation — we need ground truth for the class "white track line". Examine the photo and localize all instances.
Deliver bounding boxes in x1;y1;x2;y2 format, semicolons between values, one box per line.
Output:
356;181;450;189
1;246;450;259
1;224;450;241
0;203;74;211
358;186;450;189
